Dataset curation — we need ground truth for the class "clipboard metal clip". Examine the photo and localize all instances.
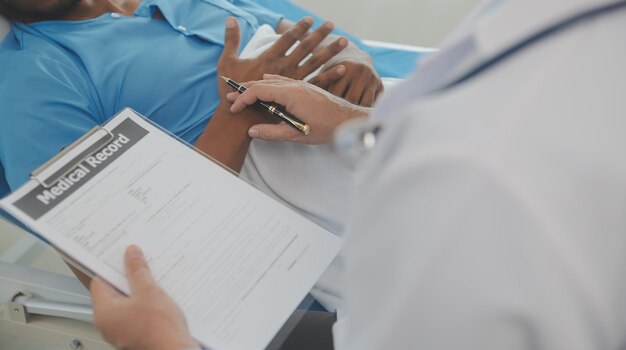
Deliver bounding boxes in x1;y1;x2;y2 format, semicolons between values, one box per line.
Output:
30;126;115;189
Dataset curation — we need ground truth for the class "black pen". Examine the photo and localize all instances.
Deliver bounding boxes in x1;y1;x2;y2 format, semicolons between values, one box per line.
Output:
221;76;311;135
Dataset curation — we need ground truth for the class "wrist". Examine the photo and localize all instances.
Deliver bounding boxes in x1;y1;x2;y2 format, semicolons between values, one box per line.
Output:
215;102;269;130
332;96;372;123
194;102;267;172
349;105;373;120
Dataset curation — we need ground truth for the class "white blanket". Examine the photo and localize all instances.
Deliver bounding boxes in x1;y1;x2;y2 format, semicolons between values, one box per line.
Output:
240;24;324;81
239;26;358;311
239;27;405;311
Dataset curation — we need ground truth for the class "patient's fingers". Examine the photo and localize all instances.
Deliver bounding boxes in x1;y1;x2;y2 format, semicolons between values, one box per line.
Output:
288;21;335;66
360;80;379;107
308;65;346;89
266;17;314;57
222;17;241;60
375;81;385;101
328;73;350;98
345;69;373;105
298;38;348;79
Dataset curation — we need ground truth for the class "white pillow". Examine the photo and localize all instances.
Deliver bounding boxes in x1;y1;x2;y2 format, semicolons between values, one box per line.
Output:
0;16;8;40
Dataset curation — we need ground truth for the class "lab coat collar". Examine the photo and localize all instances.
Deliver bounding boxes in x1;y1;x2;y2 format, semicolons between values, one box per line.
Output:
473;0;618;61
417;0;620;95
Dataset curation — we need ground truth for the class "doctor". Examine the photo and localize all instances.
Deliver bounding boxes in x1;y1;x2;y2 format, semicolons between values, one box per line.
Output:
89;0;626;349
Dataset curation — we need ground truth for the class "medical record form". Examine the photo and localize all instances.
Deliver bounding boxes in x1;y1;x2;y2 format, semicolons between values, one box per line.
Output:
0;108;342;350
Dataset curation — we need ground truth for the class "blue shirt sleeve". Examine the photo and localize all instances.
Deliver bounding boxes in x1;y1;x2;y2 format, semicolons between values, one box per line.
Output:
0;53;103;191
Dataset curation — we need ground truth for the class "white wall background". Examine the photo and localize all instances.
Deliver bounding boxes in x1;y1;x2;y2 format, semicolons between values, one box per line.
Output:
292;0;482;47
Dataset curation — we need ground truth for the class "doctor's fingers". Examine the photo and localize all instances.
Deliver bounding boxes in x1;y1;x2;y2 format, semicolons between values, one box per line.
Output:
124;245;159;295
266;17;314;57
228;81;303;113
249;123;302;142
225;76;295;104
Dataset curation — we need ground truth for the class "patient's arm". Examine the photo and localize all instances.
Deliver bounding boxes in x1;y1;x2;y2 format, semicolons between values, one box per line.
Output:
275;19;384;107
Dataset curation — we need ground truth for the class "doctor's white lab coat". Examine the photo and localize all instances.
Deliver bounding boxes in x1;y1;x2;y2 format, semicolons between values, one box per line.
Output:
241;0;626;348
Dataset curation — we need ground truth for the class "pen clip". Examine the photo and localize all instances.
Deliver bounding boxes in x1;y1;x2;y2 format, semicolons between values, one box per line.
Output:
271;108;311;135
287;119;311;135
30;126;115;189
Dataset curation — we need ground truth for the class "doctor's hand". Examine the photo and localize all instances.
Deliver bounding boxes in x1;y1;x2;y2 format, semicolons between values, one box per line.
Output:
217;16;348;99
90;246;197;350
227;75;372;144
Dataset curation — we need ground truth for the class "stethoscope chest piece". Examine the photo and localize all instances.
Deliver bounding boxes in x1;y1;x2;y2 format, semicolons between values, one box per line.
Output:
333;120;383;167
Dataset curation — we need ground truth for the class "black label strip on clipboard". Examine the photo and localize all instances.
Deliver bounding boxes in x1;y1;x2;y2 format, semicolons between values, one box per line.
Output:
16;118;150;221
30;126;115;189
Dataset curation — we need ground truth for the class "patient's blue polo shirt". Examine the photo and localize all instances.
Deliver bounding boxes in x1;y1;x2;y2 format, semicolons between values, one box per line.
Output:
0;0;282;196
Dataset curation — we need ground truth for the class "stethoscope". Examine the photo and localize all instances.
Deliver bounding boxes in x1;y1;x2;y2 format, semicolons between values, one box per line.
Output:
333;0;626;161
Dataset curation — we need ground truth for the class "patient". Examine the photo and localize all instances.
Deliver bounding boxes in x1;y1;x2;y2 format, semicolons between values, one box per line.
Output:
0;0;383;193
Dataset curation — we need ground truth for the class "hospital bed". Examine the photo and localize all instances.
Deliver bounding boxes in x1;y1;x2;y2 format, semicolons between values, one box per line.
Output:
0;2;433;348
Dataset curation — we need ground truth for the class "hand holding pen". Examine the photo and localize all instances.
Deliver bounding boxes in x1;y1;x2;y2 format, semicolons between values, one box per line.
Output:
221;76;311;135
225;74;372;145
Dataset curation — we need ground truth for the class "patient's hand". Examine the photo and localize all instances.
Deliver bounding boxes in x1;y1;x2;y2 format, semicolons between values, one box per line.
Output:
274;19;384;107
310;45;384;108
217;16;347;100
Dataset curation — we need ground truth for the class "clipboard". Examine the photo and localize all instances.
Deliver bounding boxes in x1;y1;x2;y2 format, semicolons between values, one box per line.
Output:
0;108;339;350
